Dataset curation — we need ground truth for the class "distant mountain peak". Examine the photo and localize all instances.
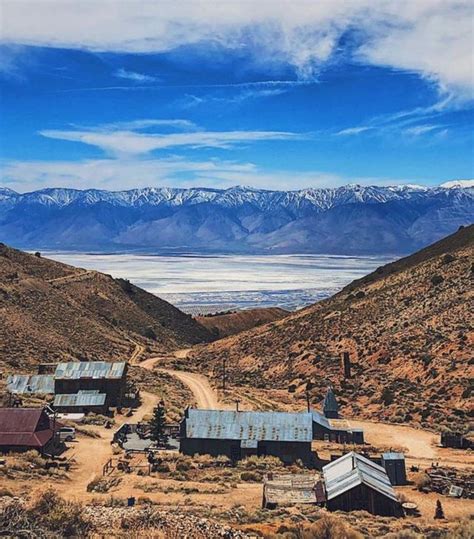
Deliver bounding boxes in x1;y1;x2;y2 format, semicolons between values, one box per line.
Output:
440;179;474;189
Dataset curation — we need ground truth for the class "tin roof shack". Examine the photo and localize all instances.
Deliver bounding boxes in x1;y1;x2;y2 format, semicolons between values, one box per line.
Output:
263;473;326;509
53;390;107;414
180;409;314;466
323;452;402;517
54;361;127;407
381;452;407;486
312;411;364;444
0;408;60;454
7;374;55;395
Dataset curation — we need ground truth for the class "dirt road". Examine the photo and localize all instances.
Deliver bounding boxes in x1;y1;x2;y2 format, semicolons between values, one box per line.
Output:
139;354;221;409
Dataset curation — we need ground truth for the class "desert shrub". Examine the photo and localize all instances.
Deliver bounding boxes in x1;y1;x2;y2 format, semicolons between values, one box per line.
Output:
175;457;192;471
269;515;362;539
446;520;474;538
240;471;262;482
355;291;365;299
144;327;157;340
413;472;431;490
28;488;91;537
442;253;455;264
431;274;444;286
0;487;13;497
87;475;122;493
241;455;282;470
381;387;395;406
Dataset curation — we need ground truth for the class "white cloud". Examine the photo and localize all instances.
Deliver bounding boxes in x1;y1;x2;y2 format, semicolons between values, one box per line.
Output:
335;126;373;136
1;155;419;193
39;125;300;155
114;68;158;82
403;124;442;136
1;1;472;99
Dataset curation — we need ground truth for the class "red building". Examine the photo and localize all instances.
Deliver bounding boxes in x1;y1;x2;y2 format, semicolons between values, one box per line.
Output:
0;408;59;453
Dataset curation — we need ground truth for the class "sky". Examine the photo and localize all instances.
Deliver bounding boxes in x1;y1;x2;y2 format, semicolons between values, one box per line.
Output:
0;0;473;193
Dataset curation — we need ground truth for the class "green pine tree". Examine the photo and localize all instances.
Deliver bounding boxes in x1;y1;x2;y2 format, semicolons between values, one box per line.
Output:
150;400;168;446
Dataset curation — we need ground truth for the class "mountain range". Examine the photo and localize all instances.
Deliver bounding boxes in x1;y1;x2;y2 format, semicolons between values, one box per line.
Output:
0;182;473;254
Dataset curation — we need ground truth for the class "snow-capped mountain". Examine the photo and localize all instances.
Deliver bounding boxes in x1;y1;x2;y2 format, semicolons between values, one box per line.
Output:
0;183;472;254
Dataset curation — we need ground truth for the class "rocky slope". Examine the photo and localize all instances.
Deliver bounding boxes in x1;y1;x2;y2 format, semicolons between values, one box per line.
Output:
1;182;472;254
0;244;212;370
188;225;474;431
196;307;289;338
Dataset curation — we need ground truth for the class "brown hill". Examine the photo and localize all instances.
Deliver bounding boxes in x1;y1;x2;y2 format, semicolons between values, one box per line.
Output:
196;307;289;338
0;244;212;370
189;225;474;431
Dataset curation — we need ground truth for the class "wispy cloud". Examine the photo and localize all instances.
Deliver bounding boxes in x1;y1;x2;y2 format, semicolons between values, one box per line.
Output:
2;1;472;100
39;120;302;156
1;156;410;193
335;126;373;136
403;124;443;136
114;68;158;83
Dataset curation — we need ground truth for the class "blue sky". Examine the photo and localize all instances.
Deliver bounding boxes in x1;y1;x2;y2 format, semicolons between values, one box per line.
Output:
0;1;473;192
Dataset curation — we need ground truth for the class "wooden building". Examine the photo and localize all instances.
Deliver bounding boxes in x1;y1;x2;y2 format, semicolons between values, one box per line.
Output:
0;408;60;454
323;452;402;516
381;452;407;486
54;361;127;407
312;387;364;444
180;408;314;466
262;473;326;509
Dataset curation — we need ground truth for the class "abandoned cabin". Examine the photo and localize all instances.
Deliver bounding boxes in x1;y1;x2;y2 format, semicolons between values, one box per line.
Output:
262;473;326;509
180;408;314;466
312;387;364;444
53;361;127;409
0;408;60;454
323;452;402;516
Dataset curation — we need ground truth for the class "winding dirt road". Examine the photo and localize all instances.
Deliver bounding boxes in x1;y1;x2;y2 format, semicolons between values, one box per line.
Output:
139;355;220;409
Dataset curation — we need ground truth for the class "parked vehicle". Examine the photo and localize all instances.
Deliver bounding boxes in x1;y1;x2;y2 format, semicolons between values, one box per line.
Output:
58;426;76;442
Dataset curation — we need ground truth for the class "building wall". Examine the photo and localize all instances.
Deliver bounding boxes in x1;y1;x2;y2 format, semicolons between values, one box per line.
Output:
180;437;313;466
313;423;364;444
54;378;126;406
327;484;401;516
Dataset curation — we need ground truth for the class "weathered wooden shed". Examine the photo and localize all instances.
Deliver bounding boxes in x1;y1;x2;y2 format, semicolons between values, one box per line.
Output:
381;452;407;486
323;452;402;516
262;473;325;509
180;409;314;466
312;411;364;444
54;361;127;407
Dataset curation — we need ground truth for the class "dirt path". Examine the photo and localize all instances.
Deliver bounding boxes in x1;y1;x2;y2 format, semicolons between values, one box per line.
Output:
139;353;221;409
47;270;95;284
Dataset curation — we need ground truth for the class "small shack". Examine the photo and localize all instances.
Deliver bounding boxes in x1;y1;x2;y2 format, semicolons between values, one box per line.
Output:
262;473;326;509
323;452;402;516
54;361;127;407
0;408;60;454
381;452;407;486
53;390;108;414
180;408;314;466
312;411;364;444
440;431;473;450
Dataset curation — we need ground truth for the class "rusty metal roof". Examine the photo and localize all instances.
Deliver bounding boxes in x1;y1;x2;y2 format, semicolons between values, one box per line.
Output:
323;452;399;502
0;408;54;448
55;361;126;380
53;391;107;408
7;374;55;394
185;409;312;443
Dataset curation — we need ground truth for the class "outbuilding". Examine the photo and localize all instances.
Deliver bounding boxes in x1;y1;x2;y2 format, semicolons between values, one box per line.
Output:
312;411;364;444
0;408;60;454
323;452;402;516
180;408;314;466
53;390;108;414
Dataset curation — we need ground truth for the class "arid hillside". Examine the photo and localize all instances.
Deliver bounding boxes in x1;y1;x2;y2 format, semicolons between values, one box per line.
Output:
196;307;289;338
189;225;474;431
0;244;212;369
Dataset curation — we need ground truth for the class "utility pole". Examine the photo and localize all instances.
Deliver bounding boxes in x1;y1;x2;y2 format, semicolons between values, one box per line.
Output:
222;357;226;392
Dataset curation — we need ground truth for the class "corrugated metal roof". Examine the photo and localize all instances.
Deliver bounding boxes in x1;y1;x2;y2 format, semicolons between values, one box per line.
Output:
54;361;126;380
0;408;55;448
185;409;312;443
7;374;55;394
53;391;107;408
323;452;398;502
382;452;405;460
